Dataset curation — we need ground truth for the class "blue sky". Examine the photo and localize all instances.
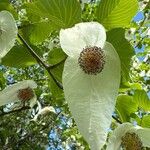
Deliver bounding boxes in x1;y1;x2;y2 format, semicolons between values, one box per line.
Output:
133;11;145;22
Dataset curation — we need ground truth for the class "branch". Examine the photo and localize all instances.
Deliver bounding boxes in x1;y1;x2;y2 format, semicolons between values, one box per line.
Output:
47;69;63;89
18;34;48;69
112;115;122;124
17;34;63;89
134;37;144;48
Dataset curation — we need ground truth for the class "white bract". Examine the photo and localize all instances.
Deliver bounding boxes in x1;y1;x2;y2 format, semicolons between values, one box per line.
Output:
125;28;136;41
146;27;150;36
82;0;91;3
0;10;17;62
107;122;150;150
0;80;37;107
139;0;149;11
60;22;121;150
32;106;56;121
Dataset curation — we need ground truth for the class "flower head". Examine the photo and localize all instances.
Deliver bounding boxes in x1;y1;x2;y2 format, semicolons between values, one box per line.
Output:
107;123;150;150
60;22;121;149
78;46;105;75
0;80;37;107
0;10;18;61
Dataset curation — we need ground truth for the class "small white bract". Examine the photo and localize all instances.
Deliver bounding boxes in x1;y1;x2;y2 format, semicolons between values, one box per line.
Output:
60;22;121;150
32;106;56;121
0;80;37;107
81;0;91;3
139;0;149;11
107;122;150;150
0;10;18;62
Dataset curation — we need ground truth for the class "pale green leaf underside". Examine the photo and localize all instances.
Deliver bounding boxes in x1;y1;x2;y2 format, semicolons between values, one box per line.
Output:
25;0;81;29
141;115;150;128
20;22;54;44
63;42;120;150
107;28;134;81
96;0;138;29
22;0;81;44
134;90;150;111
116;95;138;122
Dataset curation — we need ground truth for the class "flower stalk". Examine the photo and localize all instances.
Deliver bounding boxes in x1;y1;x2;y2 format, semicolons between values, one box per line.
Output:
17;34;63;89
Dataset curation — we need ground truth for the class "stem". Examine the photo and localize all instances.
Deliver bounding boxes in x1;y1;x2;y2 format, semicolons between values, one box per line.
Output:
17;34;63;89
48;69;63;89
112;115;122;124
18;34;48;68
134;38;144;48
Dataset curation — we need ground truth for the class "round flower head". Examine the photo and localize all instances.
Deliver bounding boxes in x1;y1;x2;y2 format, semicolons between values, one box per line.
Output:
0;10;18;61
107;123;150;150
60;22;121;150
0;80;37;107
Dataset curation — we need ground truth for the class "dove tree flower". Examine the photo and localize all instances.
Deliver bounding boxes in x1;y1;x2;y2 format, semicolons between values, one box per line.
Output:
60;22;121;150
0;10;17;61
107;123;150;150
0;80;37;107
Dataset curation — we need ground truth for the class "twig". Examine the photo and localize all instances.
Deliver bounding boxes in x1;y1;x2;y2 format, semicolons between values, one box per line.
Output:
112;115;122;124
18;34;48;69
134;38;144;48
48;69;63;89
17;34;63;89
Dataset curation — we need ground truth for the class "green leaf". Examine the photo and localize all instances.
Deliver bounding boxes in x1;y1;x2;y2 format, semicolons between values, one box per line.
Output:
1;45;36;68
48;63;64;99
48;76;63;99
134;90;150;111
47;48;66;100
116;95;138;122
141;115;150;128
0;0;17;19
130;113;141;125
20;22;54;44
107;28;134;81
96;0;138;30
48;48;66;65
21;0;81;44
24;0;81;29
51;63;64;82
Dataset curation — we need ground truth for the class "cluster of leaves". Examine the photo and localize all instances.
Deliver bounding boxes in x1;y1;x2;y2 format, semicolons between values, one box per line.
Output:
0;0;150;149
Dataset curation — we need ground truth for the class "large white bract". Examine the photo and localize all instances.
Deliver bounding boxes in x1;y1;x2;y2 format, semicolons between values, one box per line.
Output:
107;122;150;150
0;80;37;107
0;10;17;61
60;22;121;149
